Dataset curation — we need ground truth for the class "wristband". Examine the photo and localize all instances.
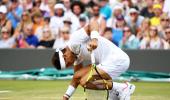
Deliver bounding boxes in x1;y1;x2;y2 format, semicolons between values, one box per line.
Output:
90;31;99;39
63;94;70;98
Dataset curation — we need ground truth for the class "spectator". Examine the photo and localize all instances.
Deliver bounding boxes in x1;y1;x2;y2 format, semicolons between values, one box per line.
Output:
63;0;73;18
140;0;155;18
49;3;66;38
98;0;112;20
7;0;23;32
32;11;44;34
107;5;123;28
0;27;15;48
103;27;113;41
53;26;70;49
40;0;56;17
112;15;126;46
39;0;50;13
137;18;151;40
0;5;12;35
119;26;140;49
150;4;163;26
15;24;39;48
90;3;106;35
121;0;139;16
79;0;95;18
22;0;33;11
14;11;32;36
140;26;164;49
30;0;41;16
37;26;55;49
70;1;87;31
157;14;170;39
79;15;88;29
164;27;170;49
35;16;51;40
125;8;144;35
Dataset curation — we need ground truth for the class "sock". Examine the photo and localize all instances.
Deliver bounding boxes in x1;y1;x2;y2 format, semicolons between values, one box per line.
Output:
65;85;76;98
112;82;127;91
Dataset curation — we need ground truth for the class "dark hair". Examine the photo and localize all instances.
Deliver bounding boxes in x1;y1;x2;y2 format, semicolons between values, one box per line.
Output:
51;52;61;70
71;1;85;14
11;0;18;3
55;9;65;17
51;49;66;70
92;3;100;9
44;17;50;23
104;27;112;33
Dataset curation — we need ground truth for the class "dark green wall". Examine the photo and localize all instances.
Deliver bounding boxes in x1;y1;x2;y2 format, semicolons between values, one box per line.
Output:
0;49;170;73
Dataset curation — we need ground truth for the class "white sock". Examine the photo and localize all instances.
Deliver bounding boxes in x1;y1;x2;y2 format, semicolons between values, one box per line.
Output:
112;82;127;91
65;85;76;98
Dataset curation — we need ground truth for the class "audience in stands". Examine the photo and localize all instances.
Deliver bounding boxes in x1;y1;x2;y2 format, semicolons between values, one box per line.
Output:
0;0;169;50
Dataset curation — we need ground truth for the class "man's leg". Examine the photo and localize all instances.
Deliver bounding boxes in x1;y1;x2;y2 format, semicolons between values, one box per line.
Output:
79;66;135;100
79;67;113;90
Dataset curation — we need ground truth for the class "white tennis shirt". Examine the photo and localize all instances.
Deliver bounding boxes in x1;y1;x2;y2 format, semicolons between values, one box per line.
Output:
67;28;130;68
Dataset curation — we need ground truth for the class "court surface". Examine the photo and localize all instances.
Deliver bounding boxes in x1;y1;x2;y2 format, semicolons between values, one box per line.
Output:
0;80;169;100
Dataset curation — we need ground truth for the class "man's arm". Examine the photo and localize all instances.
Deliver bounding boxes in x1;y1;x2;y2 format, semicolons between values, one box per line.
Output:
74;63;83;72
68;21;100;53
85;21;99;51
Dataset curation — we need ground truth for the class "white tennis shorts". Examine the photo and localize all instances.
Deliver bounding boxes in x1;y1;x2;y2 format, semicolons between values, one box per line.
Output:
97;57;130;80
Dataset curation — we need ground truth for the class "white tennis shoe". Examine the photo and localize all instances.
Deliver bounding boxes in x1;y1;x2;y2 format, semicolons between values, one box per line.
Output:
118;82;135;100
109;82;135;100
108;89;119;100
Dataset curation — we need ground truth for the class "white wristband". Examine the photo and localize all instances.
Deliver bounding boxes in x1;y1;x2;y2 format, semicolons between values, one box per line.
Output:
90;31;99;39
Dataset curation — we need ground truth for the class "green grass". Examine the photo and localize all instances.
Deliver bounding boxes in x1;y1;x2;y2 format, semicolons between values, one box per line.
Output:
0;80;170;100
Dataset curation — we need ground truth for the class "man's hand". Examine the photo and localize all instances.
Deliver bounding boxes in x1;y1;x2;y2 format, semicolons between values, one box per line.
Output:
87;38;98;52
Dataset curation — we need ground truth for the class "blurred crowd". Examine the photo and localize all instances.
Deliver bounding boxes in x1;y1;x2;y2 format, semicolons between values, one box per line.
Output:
0;0;170;49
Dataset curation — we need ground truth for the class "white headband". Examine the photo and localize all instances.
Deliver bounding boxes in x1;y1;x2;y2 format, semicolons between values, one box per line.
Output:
56;49;66;69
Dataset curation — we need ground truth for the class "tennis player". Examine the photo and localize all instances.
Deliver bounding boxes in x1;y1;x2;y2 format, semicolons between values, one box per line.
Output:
52;21;135;100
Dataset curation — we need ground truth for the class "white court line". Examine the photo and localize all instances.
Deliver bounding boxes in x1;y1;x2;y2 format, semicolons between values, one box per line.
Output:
0;90;12;93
